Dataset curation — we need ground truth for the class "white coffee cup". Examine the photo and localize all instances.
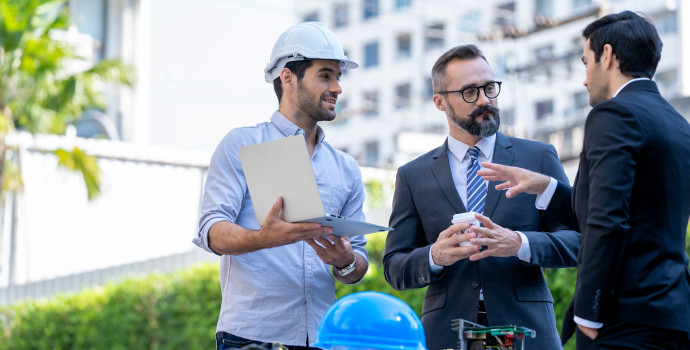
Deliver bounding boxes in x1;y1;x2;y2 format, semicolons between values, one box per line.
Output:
451;212;480;246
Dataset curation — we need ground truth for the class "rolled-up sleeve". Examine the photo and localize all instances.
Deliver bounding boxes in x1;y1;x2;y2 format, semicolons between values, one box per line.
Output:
193;129;249;255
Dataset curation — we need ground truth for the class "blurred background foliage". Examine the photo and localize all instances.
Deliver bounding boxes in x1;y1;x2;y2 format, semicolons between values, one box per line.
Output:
0;0;134;200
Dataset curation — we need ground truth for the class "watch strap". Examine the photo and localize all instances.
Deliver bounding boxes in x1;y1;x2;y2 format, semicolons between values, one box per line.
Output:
336;254;357;276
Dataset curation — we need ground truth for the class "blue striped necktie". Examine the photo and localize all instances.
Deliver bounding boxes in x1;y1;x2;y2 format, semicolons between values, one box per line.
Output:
466;146;486;214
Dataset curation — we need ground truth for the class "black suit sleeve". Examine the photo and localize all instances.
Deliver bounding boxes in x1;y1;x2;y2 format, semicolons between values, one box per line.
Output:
574;100;641;322
520;144;580;268
548;181;579;233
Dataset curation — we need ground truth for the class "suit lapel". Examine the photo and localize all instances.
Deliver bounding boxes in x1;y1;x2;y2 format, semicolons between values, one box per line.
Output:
431;139;466;213
484;133;514;218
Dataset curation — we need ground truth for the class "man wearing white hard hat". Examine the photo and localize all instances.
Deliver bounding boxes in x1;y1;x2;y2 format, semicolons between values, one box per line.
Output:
193;22;368;350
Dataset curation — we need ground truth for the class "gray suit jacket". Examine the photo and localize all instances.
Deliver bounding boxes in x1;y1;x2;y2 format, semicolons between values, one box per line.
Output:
383;132;580;350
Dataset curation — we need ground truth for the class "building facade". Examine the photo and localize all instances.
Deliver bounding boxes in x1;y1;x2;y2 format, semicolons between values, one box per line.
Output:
297;0;689;180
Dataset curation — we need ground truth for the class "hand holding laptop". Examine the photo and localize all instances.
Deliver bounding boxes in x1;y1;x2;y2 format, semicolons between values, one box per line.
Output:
258;196;334;249
239;135;393;237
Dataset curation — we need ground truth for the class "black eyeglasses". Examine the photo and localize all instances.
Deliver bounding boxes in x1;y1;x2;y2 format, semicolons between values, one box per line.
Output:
437;81;502;103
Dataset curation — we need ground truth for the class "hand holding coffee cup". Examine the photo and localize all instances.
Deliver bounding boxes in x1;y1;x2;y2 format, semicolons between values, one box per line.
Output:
451;212;481;246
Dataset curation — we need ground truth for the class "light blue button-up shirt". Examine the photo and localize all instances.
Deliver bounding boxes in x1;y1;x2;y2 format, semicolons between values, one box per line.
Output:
193;111;368;346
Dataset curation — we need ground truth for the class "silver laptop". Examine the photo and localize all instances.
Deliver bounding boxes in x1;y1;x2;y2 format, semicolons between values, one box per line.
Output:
238;135;392;237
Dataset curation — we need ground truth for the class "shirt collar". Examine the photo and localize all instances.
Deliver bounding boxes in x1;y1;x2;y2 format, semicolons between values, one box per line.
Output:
270;110;326;143
613;77;650;97
447;133;496;161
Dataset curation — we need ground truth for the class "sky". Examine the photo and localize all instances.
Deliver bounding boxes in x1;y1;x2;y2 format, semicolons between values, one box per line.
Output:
147;0;298;152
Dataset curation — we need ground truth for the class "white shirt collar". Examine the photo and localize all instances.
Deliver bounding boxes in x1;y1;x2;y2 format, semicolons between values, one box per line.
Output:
612;77;650;98
447;133;496;161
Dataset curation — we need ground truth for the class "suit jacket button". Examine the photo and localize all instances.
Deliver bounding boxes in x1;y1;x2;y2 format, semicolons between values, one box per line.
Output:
472;281;480;289
592;306;598;312
419;276;427;282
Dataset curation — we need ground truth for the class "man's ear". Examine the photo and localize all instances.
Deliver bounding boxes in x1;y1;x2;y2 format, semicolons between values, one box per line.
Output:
280;68;294;90
600;44;616;71
433;93;446;112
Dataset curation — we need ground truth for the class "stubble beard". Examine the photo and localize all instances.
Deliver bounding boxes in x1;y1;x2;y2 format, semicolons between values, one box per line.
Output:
588;86;609;107
296;81;336;123
588;63;610;107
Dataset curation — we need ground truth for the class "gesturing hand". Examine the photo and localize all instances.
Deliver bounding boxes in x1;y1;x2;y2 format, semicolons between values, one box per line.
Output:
477;162;551;198
468;213;522;261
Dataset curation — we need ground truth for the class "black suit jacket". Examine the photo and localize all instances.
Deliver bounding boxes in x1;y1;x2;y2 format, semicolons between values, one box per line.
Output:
383;132;580;350
558;80;690;334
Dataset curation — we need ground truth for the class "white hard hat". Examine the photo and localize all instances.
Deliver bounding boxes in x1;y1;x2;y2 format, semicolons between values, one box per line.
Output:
264;21;358;83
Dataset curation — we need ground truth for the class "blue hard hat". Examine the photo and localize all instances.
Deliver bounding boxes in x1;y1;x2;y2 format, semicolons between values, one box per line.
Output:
315;291;427;350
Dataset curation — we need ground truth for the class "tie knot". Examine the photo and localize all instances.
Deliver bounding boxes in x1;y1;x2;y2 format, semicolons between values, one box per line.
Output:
468;146;480;159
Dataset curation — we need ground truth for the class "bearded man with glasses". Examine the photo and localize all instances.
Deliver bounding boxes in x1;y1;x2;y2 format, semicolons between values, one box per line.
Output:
383;44;580;350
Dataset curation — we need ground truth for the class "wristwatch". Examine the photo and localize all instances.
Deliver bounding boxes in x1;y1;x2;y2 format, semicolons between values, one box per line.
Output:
336;255;357;277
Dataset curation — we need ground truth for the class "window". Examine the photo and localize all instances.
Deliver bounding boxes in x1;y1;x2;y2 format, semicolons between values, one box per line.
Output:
535;100;554;120
496;2;516;27
365;141;379;166
395;83;411;109
459;11;482;33
655;69;679;95
572;0;591;9
334;3;348;28
362;90;379;116
573;91;589;110
303;12;319;22
395;0;412;9
501;108;515;125
535;44;553;60
424;78;434;99
425;23;444;50
396;33;411;58
535;0;553;17
364;41;379;67
74;0;107;60
342;49;350;75
563;128;574;156
336;98;348;116
655;11;678;35
363;0;379;20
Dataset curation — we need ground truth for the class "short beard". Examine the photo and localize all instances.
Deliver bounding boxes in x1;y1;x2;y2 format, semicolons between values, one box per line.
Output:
450;104;501;137
296;81;336;122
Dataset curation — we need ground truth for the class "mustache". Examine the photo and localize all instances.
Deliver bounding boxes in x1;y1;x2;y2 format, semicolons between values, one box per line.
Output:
468;105;500;118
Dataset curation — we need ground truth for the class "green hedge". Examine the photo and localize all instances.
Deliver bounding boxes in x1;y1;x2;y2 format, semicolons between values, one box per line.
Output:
0;265;221;350
2;225;688;349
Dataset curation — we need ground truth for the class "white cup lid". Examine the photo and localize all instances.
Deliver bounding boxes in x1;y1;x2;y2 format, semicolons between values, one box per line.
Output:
452;211;479;223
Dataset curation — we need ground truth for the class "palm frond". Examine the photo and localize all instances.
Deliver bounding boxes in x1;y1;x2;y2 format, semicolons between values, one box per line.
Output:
53;147;101;200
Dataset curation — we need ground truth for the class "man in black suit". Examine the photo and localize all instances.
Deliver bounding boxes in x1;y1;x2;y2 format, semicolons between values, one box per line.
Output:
382;44;580;350
478;11;690;350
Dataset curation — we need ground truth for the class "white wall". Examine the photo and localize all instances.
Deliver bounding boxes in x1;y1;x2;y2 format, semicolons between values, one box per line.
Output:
2;133;209;285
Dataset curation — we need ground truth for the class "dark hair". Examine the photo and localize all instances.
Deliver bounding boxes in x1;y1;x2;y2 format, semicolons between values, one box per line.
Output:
582;11;662;78
431;44;489;93
272;60;315;103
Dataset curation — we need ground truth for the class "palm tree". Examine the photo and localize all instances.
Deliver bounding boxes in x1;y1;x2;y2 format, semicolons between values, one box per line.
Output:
1;0;134;201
